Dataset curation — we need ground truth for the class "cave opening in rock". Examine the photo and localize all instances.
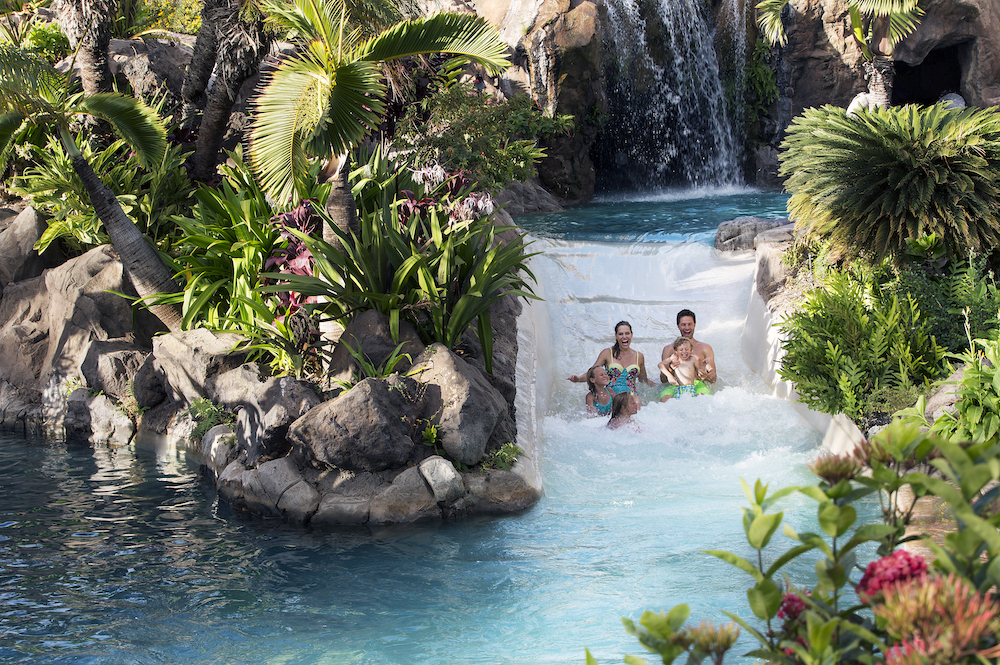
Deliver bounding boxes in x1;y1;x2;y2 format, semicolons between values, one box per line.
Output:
892;43;967;106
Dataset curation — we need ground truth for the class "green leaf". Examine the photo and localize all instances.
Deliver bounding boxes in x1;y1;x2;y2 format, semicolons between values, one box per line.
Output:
747;577;782;620
818;502;856;537
704;550;764;582
747;512;784;549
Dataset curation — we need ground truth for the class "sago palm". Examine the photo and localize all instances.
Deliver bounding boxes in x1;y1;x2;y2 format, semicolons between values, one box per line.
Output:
756;0;923;106
247;0;509;241
0;44;183;330
780;104;1000;262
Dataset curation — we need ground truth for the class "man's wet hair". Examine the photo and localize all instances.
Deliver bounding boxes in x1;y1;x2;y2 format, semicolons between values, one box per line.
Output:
676;309;696;325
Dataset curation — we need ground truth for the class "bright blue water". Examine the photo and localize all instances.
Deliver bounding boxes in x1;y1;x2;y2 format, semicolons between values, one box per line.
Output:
0;189;868;664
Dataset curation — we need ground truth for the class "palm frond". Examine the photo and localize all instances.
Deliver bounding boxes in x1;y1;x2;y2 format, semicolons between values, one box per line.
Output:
0;44;67;117
886;6;924;48
359;12;509;76
851;0;920;16
755;0;790;46
0;110;24;153
77;93;167;169
249;54;333;203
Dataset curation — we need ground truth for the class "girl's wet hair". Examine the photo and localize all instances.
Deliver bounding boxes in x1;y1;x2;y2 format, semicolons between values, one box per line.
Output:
586;366;602;394
611;320;632;360
673;336;692;350
609;392;631;420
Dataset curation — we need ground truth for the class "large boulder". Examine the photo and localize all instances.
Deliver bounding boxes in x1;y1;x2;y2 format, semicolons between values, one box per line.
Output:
81;340;149;402
287;376;418;472
207;363;323;467
151;329;249;405
64;389;135;446
367;466;440;524
0;206;63;288
326;309;425;390
715;217;791;252
407;344;508;466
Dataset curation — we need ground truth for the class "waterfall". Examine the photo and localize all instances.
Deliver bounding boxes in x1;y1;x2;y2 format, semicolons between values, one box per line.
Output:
594;0;743;192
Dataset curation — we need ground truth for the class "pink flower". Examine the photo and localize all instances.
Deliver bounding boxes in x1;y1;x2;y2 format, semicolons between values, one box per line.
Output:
856;550;927;603
777;593;807;621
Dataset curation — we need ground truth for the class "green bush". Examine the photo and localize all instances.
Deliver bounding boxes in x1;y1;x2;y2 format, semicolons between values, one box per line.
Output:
888;253;1000;353
396;81;573;193
780;104;1000;263
21;22;69;63
589;422;1000;664
268;147;539;374
778;264;946;424
14;133;194;252
139;0;201;34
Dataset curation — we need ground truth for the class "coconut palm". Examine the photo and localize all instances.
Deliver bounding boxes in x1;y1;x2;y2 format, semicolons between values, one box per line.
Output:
0;44;183;330
780;104;1000;262
181;0;410;182
756;0;923;107
57;0;116;95
247;0;509;243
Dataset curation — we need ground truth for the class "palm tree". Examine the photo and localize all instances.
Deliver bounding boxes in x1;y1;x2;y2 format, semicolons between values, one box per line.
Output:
780;104;1000;262
247;0;509;244
756;0;923;107
57;0;116;95
0;44;184;330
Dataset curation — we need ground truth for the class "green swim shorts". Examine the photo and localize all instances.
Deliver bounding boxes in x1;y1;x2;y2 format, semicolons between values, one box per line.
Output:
660;380;710;400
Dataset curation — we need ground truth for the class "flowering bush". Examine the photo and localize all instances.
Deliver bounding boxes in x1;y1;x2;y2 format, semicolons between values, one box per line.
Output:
589;421;1000;665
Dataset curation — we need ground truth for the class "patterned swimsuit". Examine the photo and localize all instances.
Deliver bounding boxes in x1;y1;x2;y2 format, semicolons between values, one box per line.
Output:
607;358;639;395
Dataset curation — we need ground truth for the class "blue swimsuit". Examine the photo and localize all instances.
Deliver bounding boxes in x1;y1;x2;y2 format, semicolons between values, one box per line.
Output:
592;387;613;415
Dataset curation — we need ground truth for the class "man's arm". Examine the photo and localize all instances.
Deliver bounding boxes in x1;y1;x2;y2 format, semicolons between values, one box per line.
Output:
700;344;717;383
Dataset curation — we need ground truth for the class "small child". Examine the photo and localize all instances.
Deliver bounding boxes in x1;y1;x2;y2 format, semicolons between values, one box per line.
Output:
607;392;640;431
658;337;711;401
585;365;613;417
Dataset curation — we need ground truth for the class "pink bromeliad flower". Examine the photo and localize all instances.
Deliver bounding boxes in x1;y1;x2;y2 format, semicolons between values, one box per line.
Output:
856;550;927;603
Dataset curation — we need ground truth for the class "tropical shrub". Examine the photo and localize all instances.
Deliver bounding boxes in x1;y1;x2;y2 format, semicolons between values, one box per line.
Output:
888;252;1000;353
778;264;946;425
780;104;1000;263
21;21;69;63
139;0;201;34
589;421;1000;664
267;147;539;373
396;81;574;193
14;133;194;251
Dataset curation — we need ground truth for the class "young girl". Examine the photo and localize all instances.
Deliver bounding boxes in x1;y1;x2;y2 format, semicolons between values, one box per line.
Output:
585;365;613;416
607;392;640;431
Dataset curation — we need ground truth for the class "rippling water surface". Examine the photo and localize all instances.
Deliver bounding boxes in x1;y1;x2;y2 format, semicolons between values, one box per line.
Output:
0;189;855;664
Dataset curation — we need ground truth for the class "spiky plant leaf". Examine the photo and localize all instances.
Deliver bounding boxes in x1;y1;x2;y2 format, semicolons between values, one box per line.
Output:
780;104;1000;263
360;12;508;76
76;93;166;169
0;110;24;152
0;44;67;118
755;0;790;46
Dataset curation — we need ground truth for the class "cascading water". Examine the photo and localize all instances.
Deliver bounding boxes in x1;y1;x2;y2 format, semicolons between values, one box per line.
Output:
594;0;743;191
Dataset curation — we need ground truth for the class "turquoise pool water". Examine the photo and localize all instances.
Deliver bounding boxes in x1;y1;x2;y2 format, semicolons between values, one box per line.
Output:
0;188;852;664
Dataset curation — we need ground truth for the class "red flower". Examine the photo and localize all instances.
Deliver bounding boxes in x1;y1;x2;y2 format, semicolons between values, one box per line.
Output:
777;592;807;621
856;550;927;603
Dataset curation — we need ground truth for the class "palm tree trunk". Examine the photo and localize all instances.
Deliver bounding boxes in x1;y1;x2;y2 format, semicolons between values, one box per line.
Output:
323;155;357;251
189;6;268;181
59;0;116;95
864;55;894;108
180;0;224;127
71;155;184;332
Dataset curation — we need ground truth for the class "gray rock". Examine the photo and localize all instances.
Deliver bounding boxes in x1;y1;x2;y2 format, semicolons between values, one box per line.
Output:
287;377;417;472
81;340;148;402
714;217;791;252
207;363;322;467
368;467;439;523
458;469;541;514
326;309;425;388
249;456;321;523
312;495;372;525
132;354;167;409
0;206;62;287
201;424;237;477
925;366;964;424
151;329;248;405
64;389;135;446
408;344;508;466
419;456;465;504
495;180;564;216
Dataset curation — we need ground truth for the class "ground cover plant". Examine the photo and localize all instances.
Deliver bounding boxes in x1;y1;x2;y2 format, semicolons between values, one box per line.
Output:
588;421;1000;664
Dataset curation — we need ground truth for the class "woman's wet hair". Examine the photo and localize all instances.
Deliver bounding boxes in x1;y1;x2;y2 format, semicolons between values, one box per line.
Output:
673;336;692;351
586;366;602;394
609;392;631;420
611;320;632;360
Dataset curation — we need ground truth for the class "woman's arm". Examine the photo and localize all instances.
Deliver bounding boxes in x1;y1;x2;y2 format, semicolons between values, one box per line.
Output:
637;352;656;386
568;348;612;382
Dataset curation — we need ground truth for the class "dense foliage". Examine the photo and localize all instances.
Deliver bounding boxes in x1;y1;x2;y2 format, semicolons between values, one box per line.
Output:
589;422;1000;664
777;264;946;424
781;104;1000;262
396;81;574;193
